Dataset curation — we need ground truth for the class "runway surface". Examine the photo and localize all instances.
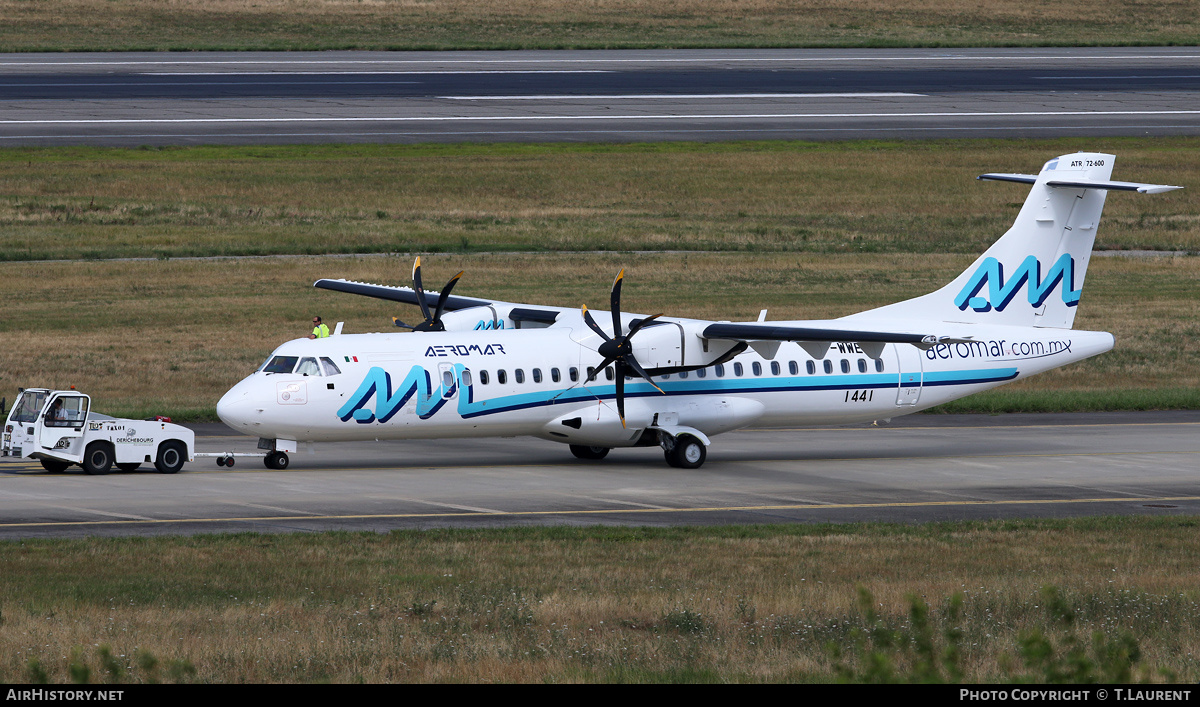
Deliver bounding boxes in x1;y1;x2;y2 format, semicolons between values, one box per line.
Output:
1;411;1197;538
2;47;1199;145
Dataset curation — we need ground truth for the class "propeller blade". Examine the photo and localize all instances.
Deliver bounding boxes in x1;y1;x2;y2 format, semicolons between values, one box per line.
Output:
581;305;612;342
392;317;413;329
614;364;626;428
433;271;464;323
622;355;665;395
625;313;664;339
586;357;617;382
610;269;625;336
412;256;432;324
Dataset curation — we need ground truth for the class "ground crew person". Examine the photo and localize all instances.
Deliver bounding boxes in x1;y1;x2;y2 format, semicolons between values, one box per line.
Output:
308;316;330;339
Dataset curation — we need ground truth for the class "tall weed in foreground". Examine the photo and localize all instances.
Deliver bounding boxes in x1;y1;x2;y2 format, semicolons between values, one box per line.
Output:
832;586;1173;683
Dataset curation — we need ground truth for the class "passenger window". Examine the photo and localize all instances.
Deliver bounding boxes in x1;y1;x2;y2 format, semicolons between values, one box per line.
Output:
841;359;850;374
823;360;833;374
733;362;743;377
752;362;762;376
587;366;596;381
696;368;706;378
480;370;489;385
551;368;561;383
319;357;342;376
771;361;781;376
533;368;543;383
875;359;885;372
569;367;579;382
806;361;816;375
679;371;689;379
498;369;507;384
605;367;614;381
461;370;473;387
296;357;321;376
442;369;455;388
789;361;798;375
715;364;725;377
515;369;525;384
858;359;868;373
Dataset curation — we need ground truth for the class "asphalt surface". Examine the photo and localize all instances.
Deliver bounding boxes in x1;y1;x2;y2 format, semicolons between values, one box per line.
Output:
2;47;1198;145
1;411;1197;538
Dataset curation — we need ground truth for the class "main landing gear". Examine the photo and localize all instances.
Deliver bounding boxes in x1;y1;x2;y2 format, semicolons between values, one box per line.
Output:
661;434;706;469
567;433;709;469
264;451;290;470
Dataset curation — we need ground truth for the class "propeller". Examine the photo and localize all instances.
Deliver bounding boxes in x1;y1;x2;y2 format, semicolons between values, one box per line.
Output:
392;256;464;332
581;269;666;428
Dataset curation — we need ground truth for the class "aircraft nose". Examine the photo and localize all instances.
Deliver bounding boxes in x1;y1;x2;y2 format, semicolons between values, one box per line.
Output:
216;382;259;431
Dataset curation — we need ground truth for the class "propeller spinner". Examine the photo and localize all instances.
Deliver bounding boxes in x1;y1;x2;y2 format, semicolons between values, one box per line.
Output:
392;256;464;332
582;269;666;428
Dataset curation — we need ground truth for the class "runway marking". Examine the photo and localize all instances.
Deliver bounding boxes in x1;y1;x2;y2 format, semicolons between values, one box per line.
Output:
5;124;1200;141
49;506;154;522
381;497;507;514
1034;75;1200;80
227;502;323;516
440;92;926;100
143;70;611;76
2;495;1198;529
2;110;1197;126
2;55;1198;67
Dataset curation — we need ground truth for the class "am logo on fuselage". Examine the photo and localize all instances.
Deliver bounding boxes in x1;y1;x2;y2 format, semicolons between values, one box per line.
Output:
954;254;1081;313
338;365;468;423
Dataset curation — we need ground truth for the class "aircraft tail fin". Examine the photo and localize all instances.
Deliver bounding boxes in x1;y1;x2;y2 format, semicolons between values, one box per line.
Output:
848;153;1180;329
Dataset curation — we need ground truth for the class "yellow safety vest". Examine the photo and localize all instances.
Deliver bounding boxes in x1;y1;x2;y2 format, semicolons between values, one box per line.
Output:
312;323;330;338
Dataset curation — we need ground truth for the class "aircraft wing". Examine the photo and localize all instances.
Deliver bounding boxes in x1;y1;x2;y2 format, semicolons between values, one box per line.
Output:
313;278;492;311
703;322;936;345
702;320;968;358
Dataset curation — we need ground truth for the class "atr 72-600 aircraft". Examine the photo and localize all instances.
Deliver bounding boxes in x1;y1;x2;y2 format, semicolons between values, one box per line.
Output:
216;153;1180;470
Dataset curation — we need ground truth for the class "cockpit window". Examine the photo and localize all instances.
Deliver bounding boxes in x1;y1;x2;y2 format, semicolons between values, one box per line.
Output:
319;357;342;376
296;357;321;376
263;356;299;374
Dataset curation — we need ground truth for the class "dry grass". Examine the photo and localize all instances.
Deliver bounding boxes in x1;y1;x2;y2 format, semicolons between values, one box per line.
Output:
0;0;1195;50
0;251;1196;418
2;520;1199;682
2;140;1197;261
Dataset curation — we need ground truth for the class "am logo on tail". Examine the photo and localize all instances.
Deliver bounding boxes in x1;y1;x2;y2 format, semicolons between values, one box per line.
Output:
216;153;1180;470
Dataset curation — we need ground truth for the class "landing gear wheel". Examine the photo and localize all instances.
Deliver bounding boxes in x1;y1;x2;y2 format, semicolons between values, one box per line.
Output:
82;443;114;475
264;451;290;470
569;445;610;460
665;436;706;469
154;441;186;474
117;463;141;473
39;459;71;473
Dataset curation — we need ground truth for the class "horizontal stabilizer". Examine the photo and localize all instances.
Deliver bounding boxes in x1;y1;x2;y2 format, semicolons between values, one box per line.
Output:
314;278;490;311
979;173;1182;194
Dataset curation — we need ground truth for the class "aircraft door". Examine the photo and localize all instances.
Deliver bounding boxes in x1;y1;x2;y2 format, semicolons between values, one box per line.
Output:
438;362;458;400
36;393;90;461
894;345;923;406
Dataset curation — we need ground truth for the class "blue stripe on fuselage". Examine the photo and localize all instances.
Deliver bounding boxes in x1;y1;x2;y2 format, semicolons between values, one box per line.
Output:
454;367;1018;418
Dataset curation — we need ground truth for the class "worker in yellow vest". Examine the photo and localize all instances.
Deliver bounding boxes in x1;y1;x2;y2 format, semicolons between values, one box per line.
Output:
308;316;330;339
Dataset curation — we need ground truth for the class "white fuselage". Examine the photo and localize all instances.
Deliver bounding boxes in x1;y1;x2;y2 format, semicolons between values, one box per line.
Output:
216;321;1113;449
